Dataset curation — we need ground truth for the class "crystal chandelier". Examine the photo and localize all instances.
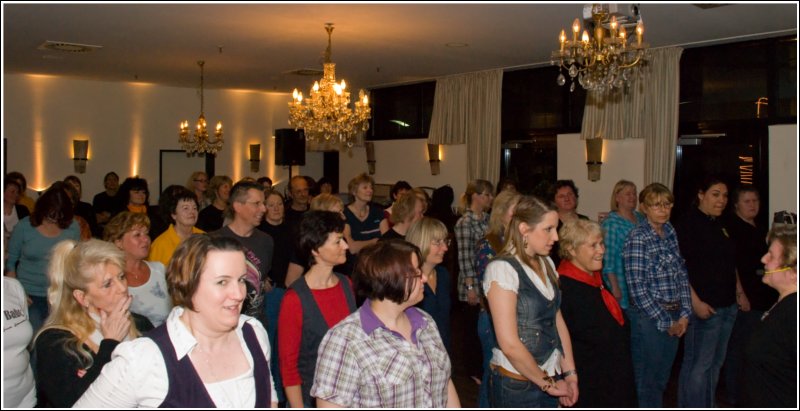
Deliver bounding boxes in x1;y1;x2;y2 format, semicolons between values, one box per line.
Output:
179;60;223;155
551;4;649;93
288;23;371;148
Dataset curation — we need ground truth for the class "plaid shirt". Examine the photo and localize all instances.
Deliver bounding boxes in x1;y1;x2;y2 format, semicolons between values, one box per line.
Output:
455;210;489;301
623;221;692;332
311;302;451;408
601;211;645;309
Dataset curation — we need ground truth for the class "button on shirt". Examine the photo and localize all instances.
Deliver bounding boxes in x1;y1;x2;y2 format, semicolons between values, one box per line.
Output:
311;302;451;408
623;222;692;332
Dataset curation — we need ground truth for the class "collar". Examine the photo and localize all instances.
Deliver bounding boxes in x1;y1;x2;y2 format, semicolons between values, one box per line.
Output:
166;306;247;360
358;300;427;341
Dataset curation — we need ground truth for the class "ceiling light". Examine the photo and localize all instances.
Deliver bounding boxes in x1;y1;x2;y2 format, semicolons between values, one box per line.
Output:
179;61;223;155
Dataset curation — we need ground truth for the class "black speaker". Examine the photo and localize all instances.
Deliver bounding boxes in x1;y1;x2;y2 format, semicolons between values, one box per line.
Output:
274;129;306;166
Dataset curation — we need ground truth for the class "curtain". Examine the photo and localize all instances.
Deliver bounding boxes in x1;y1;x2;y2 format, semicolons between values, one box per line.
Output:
580;47;683;188
428;69;503;183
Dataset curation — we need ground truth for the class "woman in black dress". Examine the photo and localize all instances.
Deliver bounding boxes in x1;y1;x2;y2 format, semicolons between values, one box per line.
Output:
557;219;637;407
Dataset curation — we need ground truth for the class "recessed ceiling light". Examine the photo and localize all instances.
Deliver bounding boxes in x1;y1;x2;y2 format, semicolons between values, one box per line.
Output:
445;42;469;48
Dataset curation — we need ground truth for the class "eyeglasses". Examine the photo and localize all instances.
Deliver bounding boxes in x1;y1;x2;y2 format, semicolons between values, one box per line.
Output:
647;202;674;210
431;238;451;247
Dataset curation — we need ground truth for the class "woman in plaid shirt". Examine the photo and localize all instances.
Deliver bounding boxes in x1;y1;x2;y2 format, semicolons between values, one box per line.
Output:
623;183;691;408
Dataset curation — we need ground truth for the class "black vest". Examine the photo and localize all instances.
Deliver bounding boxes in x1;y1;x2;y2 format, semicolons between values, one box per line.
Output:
498;256;563;364
147;321;271;408
290;273;356;407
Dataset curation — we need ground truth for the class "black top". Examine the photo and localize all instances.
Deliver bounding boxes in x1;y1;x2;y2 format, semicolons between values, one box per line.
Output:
559;276;638;408
379;228;405;241
726;214;778;311
92;191;120;215
283;203;308;232
196;204;225;232
257;220;292;288
34;329;120;407
676;207;737;308
741;293;797;408
75;201;100;237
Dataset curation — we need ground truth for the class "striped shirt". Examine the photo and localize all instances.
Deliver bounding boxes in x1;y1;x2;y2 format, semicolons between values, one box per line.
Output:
623;221;691;332
311;302;451;408
455;210;489;301
600;211;645;309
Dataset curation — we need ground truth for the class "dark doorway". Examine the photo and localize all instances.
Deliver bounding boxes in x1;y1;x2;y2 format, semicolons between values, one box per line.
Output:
500;135;557;197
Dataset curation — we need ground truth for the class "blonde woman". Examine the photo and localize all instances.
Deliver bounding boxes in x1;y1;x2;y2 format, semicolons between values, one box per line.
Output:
33;239;138;407
186;171;210;209
601;180;645;309
343;173;388;255
381;191;425;240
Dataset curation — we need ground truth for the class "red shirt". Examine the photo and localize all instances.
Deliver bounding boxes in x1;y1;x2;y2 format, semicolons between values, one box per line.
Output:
278;277;354;386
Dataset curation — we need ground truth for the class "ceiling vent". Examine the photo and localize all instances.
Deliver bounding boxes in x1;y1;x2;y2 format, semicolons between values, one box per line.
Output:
284;68;324;76
37;41;103;53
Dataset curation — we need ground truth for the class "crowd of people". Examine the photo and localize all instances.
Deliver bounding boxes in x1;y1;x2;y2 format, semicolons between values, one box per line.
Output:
2;168;796;408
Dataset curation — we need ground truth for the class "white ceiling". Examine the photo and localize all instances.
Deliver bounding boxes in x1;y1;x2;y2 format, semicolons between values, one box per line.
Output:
3;2;797;93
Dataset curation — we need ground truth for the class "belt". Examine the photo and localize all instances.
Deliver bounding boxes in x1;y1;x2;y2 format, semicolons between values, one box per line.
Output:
661;301;680;311
490;364;529;382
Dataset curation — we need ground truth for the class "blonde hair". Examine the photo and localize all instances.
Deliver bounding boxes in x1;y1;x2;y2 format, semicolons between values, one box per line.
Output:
186;171;208;191
391;191;420;224
486;191;522;251
347;173;374;195
406;217;449;262
103;211;150;243
310;193;344;212
206;175;232;203
610;180;637;212
768;225;797;270
459;179;494;213
638;183;675;212
412;187;430;214
501;196;559;286
558;219;603;260
36;239;138;367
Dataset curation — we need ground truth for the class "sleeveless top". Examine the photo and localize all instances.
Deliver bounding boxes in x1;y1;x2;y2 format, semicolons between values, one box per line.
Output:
290;273;357;407
147;322;271;408
496;256;563;364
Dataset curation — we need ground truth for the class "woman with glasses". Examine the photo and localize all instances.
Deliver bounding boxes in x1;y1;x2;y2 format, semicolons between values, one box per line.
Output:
406;217;453;350
278;211;357;408
623;183;691;408
676;176;740;408
312;240;460;408
473;190;521;407
186;171;210;209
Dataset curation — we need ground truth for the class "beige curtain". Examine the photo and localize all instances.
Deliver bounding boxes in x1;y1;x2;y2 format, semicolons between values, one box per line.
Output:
428;69;503;183
642;47;683;189
580;47;683;188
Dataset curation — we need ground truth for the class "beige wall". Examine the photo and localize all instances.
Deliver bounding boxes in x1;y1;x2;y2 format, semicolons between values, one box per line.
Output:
557;133;646;221
3;74;322;201
768;124;798;219
338;139;468;207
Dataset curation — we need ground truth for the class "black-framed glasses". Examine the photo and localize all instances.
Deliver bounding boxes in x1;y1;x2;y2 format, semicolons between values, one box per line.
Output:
647;201;673;210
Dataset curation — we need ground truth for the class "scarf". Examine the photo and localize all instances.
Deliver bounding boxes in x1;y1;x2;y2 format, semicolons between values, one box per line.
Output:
557;260;624;326
127;204;147;214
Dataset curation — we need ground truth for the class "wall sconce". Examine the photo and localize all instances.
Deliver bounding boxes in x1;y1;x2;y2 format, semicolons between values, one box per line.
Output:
427;143;441;175
249;144;261;173
365;141;376;175
585;137;603;182
72;139;89;174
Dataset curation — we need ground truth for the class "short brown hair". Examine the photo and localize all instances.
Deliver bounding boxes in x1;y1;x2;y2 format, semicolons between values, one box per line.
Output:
103;211;151;243
167;234;244;310
390;191;419;224
354;240;422;304
347;172;374;195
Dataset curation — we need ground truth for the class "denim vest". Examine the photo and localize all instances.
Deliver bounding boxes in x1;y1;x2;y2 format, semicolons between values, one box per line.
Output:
498;256;562;364
291;273;356;407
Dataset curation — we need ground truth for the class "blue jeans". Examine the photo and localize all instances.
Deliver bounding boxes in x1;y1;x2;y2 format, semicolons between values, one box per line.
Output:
678;303;738;407
476;310;496;408
489;368;559;408
264;287;286;403
721;309;763;405
28;295;49;335
628;307;681;408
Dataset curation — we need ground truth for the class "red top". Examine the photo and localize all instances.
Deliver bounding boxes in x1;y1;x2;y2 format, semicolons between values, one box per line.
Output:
278;277;354;386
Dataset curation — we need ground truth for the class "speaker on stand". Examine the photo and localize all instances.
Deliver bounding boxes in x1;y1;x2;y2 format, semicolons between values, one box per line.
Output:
274;128;306;182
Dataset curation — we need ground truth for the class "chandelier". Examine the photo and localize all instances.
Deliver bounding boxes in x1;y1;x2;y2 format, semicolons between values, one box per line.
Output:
288;23;371;148
551;4;649;93
179;60;223;155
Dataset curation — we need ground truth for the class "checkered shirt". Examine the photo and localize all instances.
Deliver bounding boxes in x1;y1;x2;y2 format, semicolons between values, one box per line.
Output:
455;210;489;301
600;210;645;309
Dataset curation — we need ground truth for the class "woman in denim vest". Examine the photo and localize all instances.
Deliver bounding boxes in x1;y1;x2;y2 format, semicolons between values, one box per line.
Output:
483;196;578;407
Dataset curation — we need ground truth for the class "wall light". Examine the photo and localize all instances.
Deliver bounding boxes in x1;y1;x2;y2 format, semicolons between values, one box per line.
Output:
73;139;89;174
249;144;261;173
427;143;441;175
585;137;603;182
365;141;376;175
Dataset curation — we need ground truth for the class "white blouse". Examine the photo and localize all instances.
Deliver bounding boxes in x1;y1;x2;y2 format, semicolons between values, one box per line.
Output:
74;307;277;408
482;255;562;376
